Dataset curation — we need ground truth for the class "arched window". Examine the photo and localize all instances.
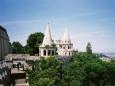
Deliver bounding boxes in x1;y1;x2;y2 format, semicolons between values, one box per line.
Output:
65;52;66;55
44;50;46;56
52;50;55;55
69;52;70;56
68;46;71;49
48;50;50;55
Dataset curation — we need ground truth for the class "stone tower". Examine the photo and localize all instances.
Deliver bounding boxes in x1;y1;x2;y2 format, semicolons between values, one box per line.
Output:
39;23;56;58
56;29;74;57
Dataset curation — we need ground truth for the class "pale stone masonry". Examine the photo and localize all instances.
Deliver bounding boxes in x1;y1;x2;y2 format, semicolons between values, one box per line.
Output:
0;61;11;85
0;26;11;60
56;29;74;57
39;23;56;58
0;26;12;85
39;23;75;58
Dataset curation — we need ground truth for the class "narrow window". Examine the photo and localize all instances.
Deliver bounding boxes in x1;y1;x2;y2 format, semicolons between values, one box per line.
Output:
52;50;54;55
44;50;46;56
48;50;50;55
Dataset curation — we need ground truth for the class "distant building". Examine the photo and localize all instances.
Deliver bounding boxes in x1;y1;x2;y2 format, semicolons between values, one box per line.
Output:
100;57;111;62
98;54;112;62
0;26;11;60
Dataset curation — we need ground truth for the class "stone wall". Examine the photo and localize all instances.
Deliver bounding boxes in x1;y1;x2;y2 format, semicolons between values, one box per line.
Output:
0;61;11;85
0;26;11;60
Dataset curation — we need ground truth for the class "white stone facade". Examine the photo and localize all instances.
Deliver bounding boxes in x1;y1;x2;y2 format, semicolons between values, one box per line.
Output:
39;24;75;58
39;23;56;58
56;29;74;57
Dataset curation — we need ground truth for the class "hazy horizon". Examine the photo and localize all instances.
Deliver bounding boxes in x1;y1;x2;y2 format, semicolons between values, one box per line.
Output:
0;0;115;52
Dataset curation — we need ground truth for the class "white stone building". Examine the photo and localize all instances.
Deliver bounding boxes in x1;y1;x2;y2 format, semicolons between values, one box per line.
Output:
56;29;74;57
39;23;56;58
39;23;75;58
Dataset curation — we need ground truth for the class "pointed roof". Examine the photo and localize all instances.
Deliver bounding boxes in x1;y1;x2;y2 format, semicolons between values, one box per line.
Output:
42;23;53;46
63;28;71;43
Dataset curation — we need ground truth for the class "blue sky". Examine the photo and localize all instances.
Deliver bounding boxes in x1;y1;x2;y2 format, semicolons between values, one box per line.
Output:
0;0;115;52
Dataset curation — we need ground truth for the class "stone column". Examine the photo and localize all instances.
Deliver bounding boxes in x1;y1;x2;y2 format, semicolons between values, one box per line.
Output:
0;31;1;60
4;38;6;56
8;41;10;54
3;32;5;58
40;49;43;56
54;49;55;55
1;36;4;60
5;34;7;55
5;37;7;55
39;50;41;57
4;32;7;56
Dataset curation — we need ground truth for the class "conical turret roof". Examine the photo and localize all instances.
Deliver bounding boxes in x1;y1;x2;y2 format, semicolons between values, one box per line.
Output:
63;28;71;43
42;23;53;46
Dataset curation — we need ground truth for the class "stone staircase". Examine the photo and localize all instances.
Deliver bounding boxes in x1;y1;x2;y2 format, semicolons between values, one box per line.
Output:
11;79;29;86
12;79;29;86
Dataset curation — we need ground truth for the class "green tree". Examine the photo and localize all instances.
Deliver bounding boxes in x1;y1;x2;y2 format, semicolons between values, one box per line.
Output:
11;41;24;54
86;42;92;54
27;53;115;86
24;45;33;54
27;57;64;86
84;61;115;86
26;32;44;55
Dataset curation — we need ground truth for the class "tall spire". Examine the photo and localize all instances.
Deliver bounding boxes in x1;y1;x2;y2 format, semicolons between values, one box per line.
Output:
63;28;71;43
42;23;53;45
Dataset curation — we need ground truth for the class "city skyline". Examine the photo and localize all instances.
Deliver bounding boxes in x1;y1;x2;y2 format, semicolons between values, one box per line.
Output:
0;0;115;52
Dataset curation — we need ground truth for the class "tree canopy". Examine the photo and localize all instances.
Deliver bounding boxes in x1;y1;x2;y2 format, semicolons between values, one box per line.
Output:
27;57;64;86
26;32;44;55
27;53;115;86
11;41;24;54
11;32;44;55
